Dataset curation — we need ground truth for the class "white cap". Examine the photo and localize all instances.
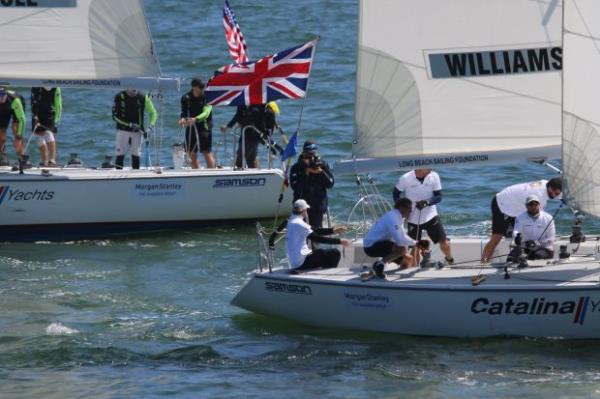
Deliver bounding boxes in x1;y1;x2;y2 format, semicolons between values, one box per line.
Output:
525;194;540;205
293;199;310;212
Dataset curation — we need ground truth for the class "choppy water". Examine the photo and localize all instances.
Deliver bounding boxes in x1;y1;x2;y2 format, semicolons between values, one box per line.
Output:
2;1;600;398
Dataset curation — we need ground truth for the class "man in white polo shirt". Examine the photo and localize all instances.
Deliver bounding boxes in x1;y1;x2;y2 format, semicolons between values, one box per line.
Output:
286;199;350;273
482;177;562;262
513;194;556;260
393;168;453;264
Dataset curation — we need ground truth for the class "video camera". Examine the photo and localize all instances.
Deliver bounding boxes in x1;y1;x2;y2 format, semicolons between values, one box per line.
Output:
308;155;324;169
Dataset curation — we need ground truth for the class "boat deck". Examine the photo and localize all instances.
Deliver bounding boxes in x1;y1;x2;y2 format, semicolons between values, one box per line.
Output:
257;256;600;290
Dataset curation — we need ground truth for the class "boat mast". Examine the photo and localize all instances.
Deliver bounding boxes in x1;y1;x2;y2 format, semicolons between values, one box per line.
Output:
561;0;565;168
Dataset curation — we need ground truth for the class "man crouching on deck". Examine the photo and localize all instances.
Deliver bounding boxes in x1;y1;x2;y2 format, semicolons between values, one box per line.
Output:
286;199;350;273
363;198;429;279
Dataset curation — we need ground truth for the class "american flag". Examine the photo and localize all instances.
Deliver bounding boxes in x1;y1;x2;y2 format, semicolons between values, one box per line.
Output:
223;0;249;64
205;39;318;106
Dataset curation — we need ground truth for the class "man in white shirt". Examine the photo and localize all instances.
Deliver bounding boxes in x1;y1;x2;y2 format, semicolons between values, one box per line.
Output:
393;168;453;264
286;199;350;273
363;198;428;277
512;195;556;260
482;177;562;262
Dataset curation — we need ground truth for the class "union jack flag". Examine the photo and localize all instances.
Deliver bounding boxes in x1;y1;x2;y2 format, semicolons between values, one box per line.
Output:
205;39;318;106
223;0;249;64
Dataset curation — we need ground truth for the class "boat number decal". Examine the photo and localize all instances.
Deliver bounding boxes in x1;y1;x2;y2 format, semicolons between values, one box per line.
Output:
133;183;184;199
214;178;266;188
0;0;77;7
344;292;389;309
428;46;562;79
0;186;54;204
471;296;596;325
265;282;312;295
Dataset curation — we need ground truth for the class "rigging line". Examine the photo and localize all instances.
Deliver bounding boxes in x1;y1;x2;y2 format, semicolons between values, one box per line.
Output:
534;201;563;244
571;0;600;57
447;252;512;268
356;175;380;220
0;7;49;27
364;175;384;216
565;29;600;44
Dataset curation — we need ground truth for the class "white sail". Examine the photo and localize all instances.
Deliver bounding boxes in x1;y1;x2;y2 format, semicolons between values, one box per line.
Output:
562;0;600;217
337;0;563;174
0;0;177;90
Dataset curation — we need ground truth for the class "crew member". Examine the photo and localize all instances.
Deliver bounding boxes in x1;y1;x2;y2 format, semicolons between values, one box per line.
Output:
393;168;453;264
31;87;62;167
0;87;26;165
289;140;334;229
363;198;427;278
286;199;350;273
178;78;215;169
482;177;562;261
112;88;157;169
220;102;277;168
512;195;556;260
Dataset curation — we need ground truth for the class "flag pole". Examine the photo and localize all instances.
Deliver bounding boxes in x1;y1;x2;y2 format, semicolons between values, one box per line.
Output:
271;37;320;230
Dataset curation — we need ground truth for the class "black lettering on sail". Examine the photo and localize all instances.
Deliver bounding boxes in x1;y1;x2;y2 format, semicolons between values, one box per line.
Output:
502;51;512;73
512;51;529;73
489;52;504;74
467;53;476;76
476;53;491;75
443;53;468;77
527;48;550;71
550;47;562;69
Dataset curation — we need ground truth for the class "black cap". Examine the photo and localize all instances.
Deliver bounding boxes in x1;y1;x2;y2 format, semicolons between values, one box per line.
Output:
303;140;319;152
191;77;205;88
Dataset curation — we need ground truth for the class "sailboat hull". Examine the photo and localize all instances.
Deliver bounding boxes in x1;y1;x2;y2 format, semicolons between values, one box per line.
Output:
233;266;600;338
0;167;291;241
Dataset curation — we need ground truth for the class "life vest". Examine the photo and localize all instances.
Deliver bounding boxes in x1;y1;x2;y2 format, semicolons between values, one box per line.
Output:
114;91;146;131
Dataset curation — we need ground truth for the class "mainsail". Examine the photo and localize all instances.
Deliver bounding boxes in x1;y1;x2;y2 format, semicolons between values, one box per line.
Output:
0;0;178;90
562;0;600;217
336;0;563;174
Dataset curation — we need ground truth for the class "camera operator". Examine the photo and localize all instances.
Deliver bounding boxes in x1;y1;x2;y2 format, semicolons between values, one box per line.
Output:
289;140;334;229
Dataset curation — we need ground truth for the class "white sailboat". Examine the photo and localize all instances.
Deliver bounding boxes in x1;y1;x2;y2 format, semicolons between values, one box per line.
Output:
0;0;291;241
232;0;600;338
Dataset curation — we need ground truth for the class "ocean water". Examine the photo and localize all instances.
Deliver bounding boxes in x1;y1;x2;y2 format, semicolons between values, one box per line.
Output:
2;0;600;398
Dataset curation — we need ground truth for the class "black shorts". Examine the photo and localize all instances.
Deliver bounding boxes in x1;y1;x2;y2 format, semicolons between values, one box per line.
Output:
364;241;395;258
0;112;12;130
491;196;515;236
185;125;212;153
236;134;260;168
33;116;56;133
407;215;447;244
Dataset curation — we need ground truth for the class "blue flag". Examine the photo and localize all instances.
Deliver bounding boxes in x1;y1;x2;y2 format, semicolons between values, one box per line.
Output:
281;131;298;161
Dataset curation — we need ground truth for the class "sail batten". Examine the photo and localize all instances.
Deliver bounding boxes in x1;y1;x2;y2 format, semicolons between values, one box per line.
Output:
0;0;177;90
343;0;563;174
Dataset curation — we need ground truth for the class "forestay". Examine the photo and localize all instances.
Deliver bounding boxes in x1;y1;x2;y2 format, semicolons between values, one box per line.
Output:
0;0;178;90
562;0;600;217
336;0;563;174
